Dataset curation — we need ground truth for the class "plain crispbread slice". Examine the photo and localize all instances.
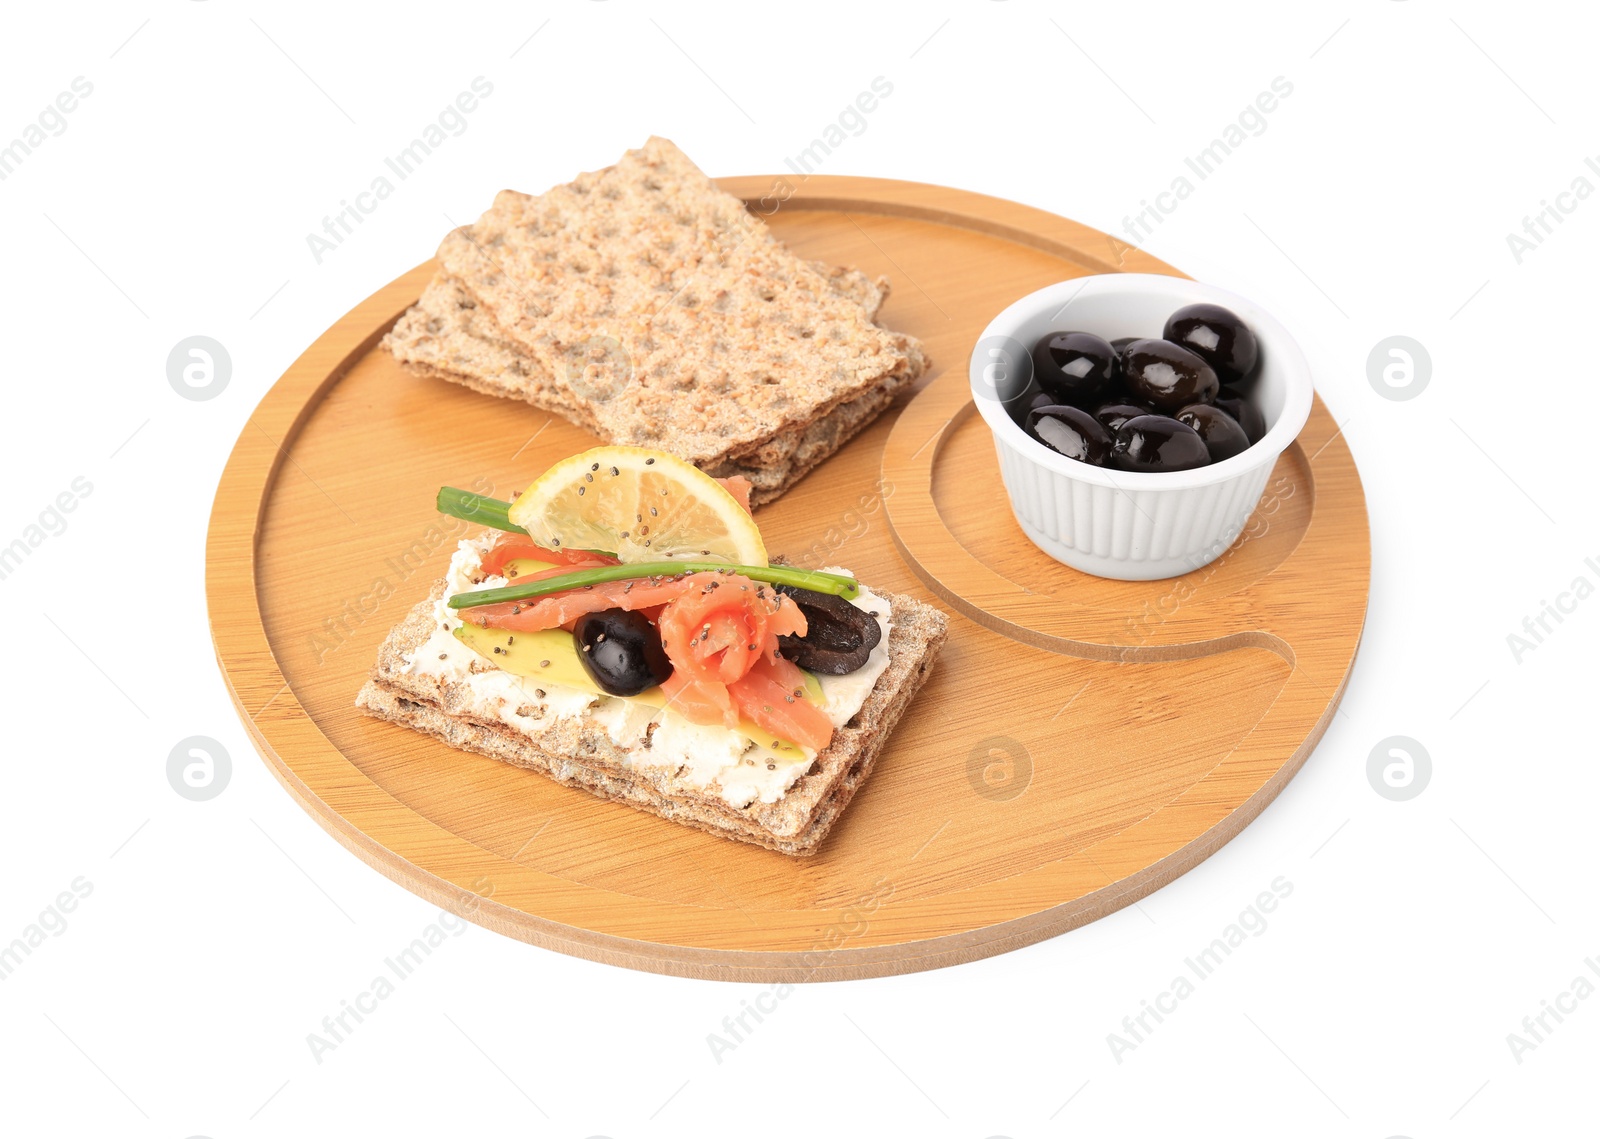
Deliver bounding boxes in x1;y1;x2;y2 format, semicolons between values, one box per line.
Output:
387;263;890;415
355;577;948;856
381;262;918;504
433;138;921;463
381;137;928;500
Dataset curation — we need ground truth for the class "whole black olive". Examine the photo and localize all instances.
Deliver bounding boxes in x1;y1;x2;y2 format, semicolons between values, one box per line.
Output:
1163;303;1259;385
1109;336;1139;353
1175;403;1251;462
1213;385;1266;444
1030;331;1118;406
573;608;673;696
774;586;882;675
1093;400;1155;434
1111;414;1212;472
1010;387;1060;426
1120;339;1220;412
1025;404;1114;466
1025;388;1058;412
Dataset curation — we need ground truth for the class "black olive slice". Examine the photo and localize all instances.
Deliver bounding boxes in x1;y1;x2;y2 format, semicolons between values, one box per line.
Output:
773;585;882;675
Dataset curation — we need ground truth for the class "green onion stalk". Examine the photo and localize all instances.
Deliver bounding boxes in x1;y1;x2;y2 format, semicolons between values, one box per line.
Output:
437;486;527;535
436;487;861;607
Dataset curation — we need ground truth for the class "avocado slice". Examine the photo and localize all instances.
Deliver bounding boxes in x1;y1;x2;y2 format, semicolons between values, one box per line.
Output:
452;623;624;697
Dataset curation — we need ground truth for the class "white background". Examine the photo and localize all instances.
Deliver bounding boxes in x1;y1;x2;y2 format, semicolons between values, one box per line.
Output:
2;1;1595;1135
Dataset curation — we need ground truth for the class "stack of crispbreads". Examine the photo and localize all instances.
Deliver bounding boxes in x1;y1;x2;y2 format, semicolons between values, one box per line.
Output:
382;137;928;504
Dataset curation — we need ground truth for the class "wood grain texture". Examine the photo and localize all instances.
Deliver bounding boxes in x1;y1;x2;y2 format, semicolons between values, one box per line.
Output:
206;175;1369;981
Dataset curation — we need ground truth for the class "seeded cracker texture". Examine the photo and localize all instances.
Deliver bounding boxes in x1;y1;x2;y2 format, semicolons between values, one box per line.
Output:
380;137;928;504
355;577;948;856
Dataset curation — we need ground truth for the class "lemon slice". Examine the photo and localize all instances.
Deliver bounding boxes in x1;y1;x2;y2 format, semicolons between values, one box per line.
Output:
507;446;766;565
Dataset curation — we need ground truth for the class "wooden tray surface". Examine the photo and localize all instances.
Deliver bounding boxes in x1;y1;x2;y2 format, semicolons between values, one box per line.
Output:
206;175;1368;981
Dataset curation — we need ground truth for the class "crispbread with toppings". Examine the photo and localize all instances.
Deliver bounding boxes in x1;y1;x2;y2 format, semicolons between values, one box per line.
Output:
356;576;947;856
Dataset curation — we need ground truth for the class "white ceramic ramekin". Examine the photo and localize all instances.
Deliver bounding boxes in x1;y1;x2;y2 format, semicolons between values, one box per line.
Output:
970;274;1313;581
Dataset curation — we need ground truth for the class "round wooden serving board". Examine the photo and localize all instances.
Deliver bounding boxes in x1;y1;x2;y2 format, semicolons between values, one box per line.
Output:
207;176;1368;981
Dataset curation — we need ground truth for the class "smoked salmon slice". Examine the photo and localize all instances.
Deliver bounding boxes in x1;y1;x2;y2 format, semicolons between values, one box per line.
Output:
478;533;618;577
728;655;835;752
